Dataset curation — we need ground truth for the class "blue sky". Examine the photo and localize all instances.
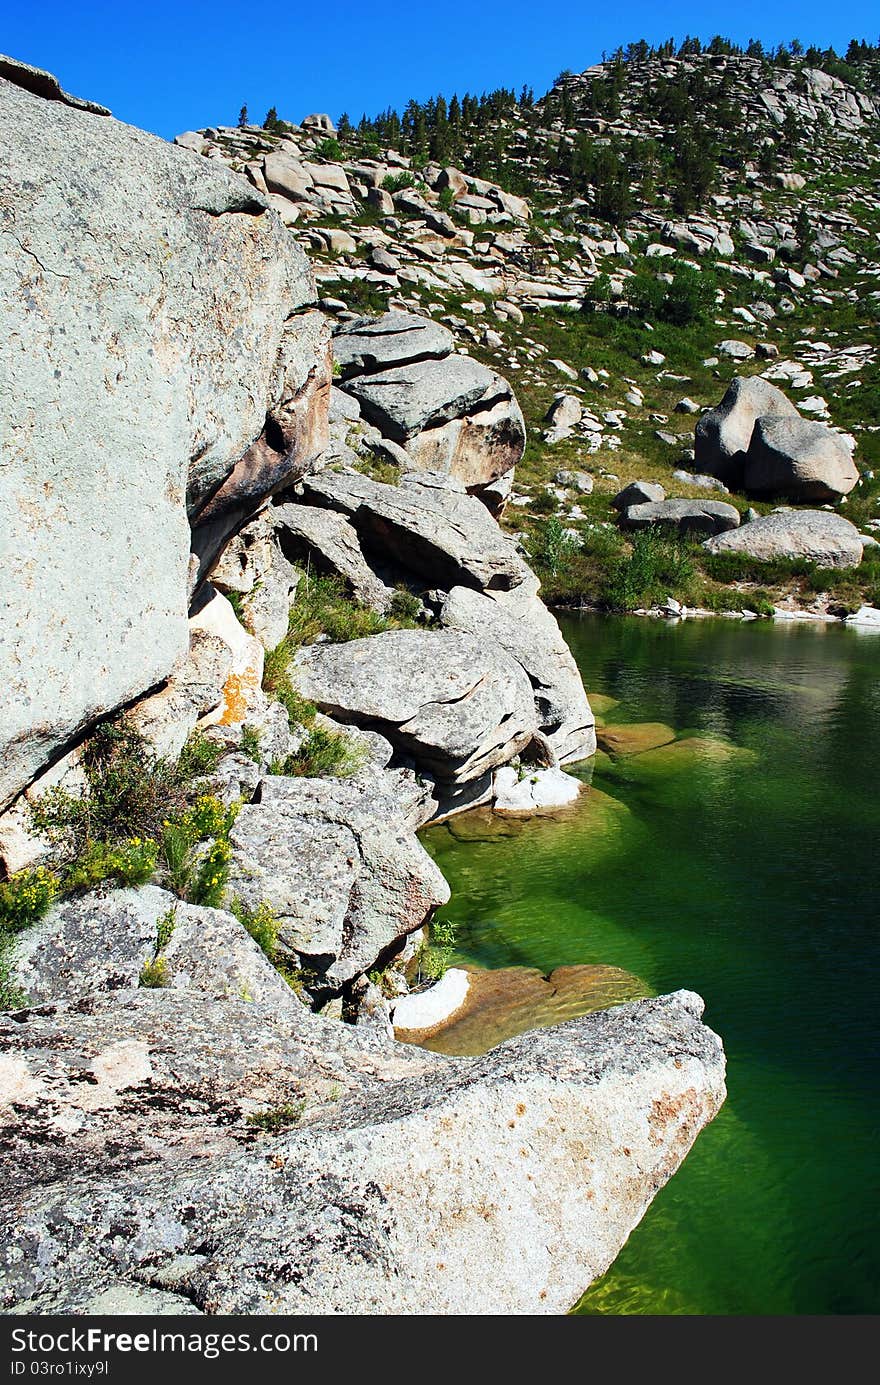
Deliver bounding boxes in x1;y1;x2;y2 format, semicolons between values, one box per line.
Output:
3;1;878;140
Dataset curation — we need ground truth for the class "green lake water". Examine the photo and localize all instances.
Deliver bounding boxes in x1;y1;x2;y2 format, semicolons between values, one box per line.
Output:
422;614;880;1315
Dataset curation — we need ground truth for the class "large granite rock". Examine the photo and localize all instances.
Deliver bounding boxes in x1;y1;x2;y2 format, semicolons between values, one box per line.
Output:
744;417;859;502
294;629;538;784
703;510;863;568
300;470;531;592
440;586;595;764
227;773;449;985
694;376;798;484
0;987;725;1315
620;499;741;536
0;59;325;810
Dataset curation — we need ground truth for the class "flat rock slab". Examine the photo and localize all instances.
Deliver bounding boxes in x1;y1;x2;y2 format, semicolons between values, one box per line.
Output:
333;310;454;376
294;628;538;784
703;510;863;569
621;499;741;536
0;987;725;1315
227;773;449;984
300;470;531;592
596;723;677;756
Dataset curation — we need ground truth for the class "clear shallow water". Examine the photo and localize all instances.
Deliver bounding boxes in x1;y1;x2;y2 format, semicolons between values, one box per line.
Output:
422;614;880;1315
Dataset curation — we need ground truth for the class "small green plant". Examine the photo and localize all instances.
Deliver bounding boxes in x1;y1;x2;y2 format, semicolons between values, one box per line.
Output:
0;944;26;1010
240;724;263;764
272;726;369;780
247;1100;307;1132
437;186;455;211
0;866;58;934
231;898;281;961
64;838;158;893
226;590;247;624
388;587;423;622
532;516;582;575
415;918;458;983
139;956;169;988
156;906;176;951
176;730;224;780
317;137;342;160
189;838;232;910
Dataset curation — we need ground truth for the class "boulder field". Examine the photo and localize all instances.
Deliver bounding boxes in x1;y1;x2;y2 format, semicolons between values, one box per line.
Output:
0;56;726;1315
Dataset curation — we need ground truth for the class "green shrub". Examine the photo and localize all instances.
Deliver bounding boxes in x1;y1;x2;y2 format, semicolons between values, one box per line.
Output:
271;726;368;780
531;516;582;575
189;838;232;909
231;898;280;961
139;956;169;988
247;1100;306;1132
0;867;58;934
64;838;158;892
606;530;696;611
160;794;238;902
317;137;342;160
240;725;263;764
381;171;415;193
415;917;458;983
176;731;224;780
530;489;558;515
388;586;423;622
437;186;455;211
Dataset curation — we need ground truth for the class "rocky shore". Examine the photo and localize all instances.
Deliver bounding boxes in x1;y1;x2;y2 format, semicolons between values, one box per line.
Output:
0;56;726;1315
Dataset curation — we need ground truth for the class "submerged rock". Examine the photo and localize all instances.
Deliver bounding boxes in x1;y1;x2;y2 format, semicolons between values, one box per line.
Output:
397;963;653;1056
0;987;725;1315
596;723;677;756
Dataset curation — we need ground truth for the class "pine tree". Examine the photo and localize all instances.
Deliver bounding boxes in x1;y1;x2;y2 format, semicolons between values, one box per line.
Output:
237;104;248;129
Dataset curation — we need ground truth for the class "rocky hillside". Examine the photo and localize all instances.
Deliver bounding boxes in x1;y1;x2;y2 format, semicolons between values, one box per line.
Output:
181;40;880;617
0;55;727;1315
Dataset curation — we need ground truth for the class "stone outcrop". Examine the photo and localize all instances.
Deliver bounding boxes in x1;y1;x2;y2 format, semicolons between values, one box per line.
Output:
439;585;595;764
333;312;525;502
743;417;859;502
694;376;798;485
10;886;293;1009
0;986;725;1315
703;510;863;568
299;469;531;591
0;58;327;812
